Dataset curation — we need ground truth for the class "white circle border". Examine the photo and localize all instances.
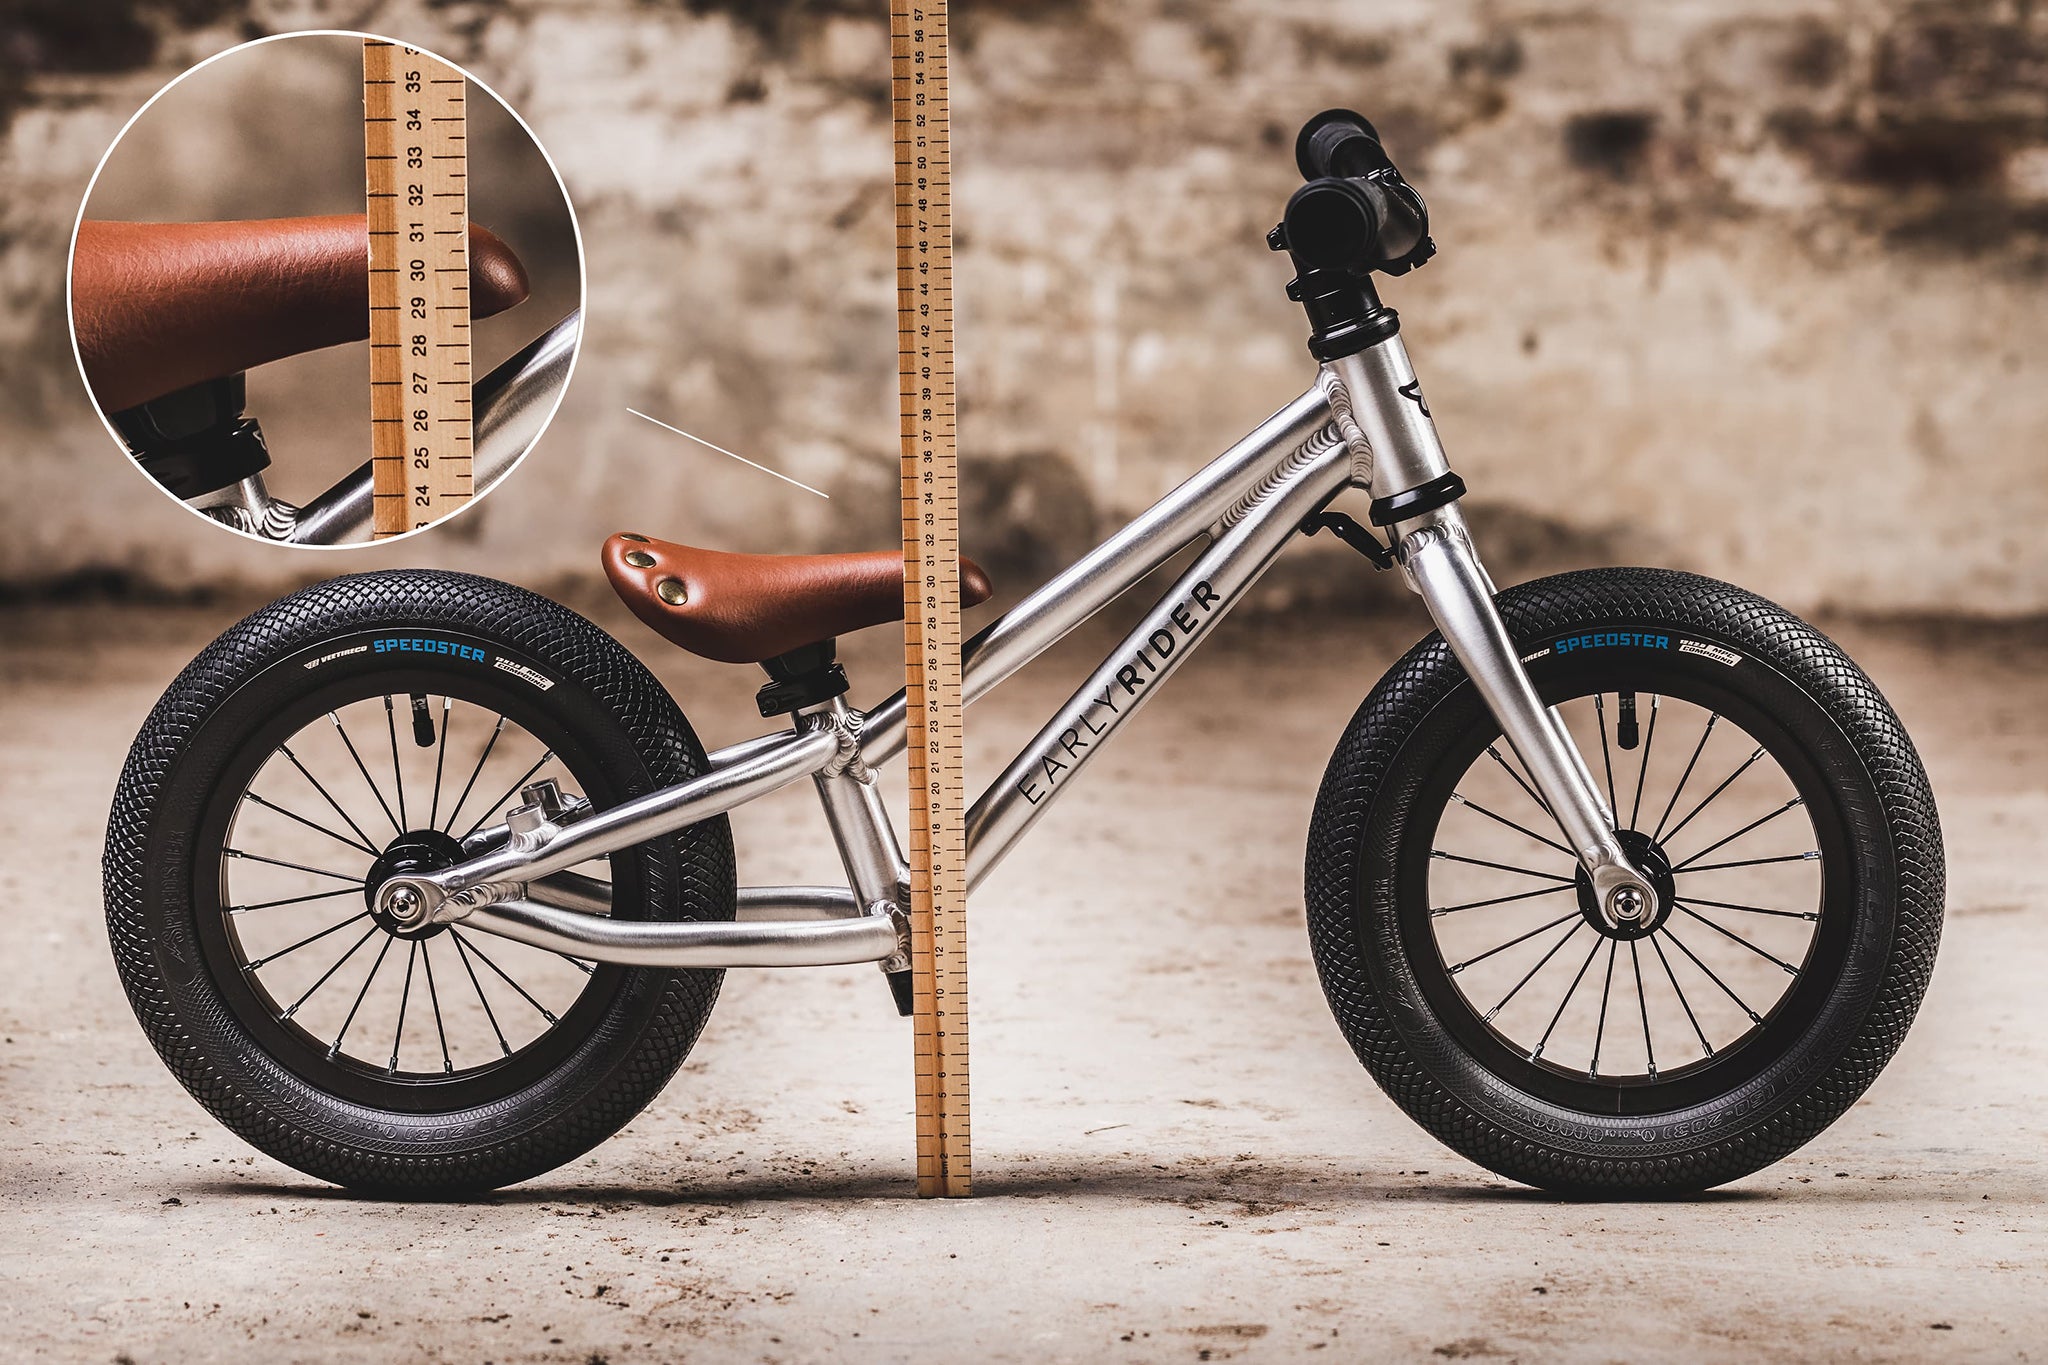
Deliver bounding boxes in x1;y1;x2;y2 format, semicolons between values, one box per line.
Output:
64;27;589;552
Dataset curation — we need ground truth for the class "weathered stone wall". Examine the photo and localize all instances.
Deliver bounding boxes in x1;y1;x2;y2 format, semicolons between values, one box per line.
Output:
3;0;2045;616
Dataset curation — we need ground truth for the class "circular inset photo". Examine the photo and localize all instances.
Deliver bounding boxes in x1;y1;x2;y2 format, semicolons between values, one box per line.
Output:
68;31;582;547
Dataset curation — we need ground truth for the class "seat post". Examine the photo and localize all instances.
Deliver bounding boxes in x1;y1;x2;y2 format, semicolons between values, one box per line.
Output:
755;640;850;719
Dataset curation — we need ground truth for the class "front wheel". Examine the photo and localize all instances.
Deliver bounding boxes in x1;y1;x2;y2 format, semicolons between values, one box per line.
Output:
1306;567;1943;1194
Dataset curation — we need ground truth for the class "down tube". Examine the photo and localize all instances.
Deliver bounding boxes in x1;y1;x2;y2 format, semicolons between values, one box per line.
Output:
964;428;1354;889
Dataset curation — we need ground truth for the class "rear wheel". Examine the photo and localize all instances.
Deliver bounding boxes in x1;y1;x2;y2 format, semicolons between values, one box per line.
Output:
1306;568;1943;1194
105;570;736;1194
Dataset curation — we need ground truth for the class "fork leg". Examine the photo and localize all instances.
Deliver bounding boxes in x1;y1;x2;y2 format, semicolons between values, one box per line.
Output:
1395;509;1656;927
1326;340;1658;928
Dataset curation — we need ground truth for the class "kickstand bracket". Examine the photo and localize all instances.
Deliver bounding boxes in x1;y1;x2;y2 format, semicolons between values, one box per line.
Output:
1305;510;1397;570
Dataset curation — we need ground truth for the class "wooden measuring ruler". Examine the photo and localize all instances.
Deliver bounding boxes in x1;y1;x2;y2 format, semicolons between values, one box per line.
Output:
893;0;970;1198
363;40;473;538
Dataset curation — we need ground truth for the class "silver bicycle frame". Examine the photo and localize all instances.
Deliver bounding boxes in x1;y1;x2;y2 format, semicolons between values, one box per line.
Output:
376;334;1657;965
188;311;581;545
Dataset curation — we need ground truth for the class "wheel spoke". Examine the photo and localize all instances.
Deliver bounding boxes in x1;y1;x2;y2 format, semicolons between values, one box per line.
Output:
1481;920;1584;1021
1588;938;1618;1078
278;923;382;1020
1529;935;1605;1062
276;744;379;852
1669;798;1804;871
229;886;363;915
455;749;556;844
331;712;402;837
1448;793;1575;858
224;848;365;883
1649;932;1714;1056
451;929;559;1023
1676;894;1816;922
384;697;409;832
1651;714;1719;841
1675;851;1819;874
1660;927;1764;1024
1660;746;1766;847
241;793;380;858
1630;939;1657;1078
420;940;455;1074
240;911;372;972
428;697;453;831
451;932;512;1056
329;933;397;1058
1675;905;1801;974
1431;850;1575;883
1485;745;1553;818
1628;695;1659;831
440;716;506;836
1446;910;1582;975
1594;694;1619;817
1432;883;1576;916
386;941;419;1073
1431;693;1814;1084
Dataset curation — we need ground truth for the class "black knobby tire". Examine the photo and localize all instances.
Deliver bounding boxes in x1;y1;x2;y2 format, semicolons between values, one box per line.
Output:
1305;567;1943;1194
104;570;736;1194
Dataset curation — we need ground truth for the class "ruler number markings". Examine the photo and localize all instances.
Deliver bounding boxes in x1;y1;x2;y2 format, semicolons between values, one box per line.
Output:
363;42;473;535
893;2;969;1198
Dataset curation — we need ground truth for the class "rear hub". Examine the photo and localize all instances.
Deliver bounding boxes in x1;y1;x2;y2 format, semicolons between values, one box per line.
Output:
364;830;466;937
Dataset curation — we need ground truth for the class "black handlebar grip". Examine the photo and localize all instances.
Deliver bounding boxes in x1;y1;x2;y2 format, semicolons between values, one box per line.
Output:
1284;179;1383;269
1295;108;1392;180
1283;175;1427;271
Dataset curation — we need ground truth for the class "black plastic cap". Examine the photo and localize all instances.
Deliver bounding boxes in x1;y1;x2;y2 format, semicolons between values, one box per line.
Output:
1369;471;1467;526
1295;108;1386;180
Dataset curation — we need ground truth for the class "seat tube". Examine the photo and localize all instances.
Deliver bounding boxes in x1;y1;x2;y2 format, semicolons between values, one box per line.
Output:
1324;337;1661;929
803;697;910;912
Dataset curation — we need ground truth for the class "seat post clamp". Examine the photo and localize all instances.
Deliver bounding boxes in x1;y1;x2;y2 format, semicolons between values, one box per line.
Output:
755;640;850;718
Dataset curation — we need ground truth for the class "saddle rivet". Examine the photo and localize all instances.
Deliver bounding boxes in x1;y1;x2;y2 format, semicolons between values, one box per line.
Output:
618;532;650;543
655;577;688;606
624;550;656;568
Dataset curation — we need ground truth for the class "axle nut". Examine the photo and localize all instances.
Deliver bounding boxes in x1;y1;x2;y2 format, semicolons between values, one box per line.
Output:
384;885;423;925
1607;886;1647;923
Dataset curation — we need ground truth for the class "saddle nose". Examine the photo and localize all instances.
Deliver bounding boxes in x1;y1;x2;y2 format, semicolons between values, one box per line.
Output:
72;214;529;413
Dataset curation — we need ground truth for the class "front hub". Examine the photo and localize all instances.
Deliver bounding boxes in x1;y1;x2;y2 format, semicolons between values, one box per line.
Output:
365;830;466;937
1574;829;1677;941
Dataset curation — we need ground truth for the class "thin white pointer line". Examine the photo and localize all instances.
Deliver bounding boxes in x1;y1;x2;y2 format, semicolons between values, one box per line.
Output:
625;408;830;499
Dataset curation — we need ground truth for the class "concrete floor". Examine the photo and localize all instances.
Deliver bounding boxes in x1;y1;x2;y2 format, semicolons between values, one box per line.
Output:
0;593;2043;1363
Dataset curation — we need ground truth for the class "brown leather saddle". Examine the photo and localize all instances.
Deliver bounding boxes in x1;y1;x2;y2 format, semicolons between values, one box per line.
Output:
71;214;529;413
603;533;995;665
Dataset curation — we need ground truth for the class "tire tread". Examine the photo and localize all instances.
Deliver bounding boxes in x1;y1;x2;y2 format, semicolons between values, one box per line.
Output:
1305;567;1944;1193
104;570;736;1193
